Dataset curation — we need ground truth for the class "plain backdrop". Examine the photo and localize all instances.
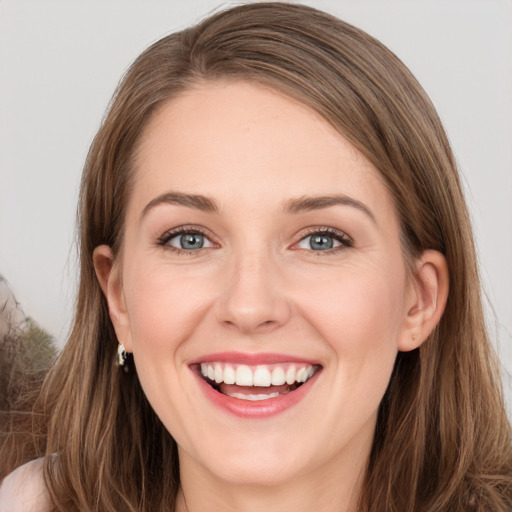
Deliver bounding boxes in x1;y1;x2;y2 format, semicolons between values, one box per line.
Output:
0;0;511;413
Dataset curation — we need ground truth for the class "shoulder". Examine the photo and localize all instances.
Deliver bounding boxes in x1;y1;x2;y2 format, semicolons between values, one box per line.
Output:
0;458;52;512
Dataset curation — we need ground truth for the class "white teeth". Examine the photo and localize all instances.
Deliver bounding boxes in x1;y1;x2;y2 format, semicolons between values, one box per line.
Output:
228;392;281;401
285;365;296;385
223;365;236;385
214;363;223;384
296;367;308;383
253;366;272;387
271;366;286;385
199;362;317;387
235;365;253;386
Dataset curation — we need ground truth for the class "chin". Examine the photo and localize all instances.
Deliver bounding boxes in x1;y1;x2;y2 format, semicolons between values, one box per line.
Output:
203;453;307;487
177;428;318;487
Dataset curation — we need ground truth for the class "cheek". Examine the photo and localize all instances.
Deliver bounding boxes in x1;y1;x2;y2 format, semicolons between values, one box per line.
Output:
120;262;214;435
305;264;404;333
296;262;406;378
123;261;212;354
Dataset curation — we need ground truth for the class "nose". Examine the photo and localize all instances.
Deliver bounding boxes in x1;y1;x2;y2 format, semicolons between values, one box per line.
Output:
215;250;291;335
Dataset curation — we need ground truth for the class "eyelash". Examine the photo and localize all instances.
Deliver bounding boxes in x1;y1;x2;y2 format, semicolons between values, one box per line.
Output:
295;227;354;254
156;226;215;255
156;226;353;255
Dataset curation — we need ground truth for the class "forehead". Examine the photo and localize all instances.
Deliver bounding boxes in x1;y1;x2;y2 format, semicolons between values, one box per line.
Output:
129;80;395;219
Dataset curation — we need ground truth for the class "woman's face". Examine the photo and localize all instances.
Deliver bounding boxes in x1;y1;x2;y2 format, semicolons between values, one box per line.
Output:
105;81;421;487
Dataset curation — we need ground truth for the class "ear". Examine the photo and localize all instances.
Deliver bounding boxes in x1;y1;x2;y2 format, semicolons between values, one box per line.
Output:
93;245;133;352
398;249;449;352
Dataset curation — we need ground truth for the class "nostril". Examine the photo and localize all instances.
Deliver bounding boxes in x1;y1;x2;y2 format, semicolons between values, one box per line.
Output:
257;320;277;330
221;318;279;334
214;272;292;333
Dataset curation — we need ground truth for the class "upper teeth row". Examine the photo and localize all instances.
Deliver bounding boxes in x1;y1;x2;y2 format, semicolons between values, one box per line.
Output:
200;363;315;387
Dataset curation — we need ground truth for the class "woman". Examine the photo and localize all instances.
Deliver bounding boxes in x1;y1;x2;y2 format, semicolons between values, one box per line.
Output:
1;2;511;511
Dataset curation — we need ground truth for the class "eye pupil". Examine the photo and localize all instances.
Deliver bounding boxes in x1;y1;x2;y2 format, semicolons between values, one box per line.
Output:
310;235;333;250
180;233;204;250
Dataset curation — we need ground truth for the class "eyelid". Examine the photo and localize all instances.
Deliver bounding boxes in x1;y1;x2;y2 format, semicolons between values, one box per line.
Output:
156;224;352;254
292;226;354;252
157;225;218;252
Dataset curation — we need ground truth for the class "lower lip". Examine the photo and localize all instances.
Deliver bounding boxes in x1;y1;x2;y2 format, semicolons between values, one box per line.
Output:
193;369;321;419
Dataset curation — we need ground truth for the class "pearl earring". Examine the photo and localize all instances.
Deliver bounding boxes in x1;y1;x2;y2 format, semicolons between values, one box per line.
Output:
117;343;127;367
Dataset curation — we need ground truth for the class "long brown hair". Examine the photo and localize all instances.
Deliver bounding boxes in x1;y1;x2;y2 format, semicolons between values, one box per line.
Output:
2;3;511;510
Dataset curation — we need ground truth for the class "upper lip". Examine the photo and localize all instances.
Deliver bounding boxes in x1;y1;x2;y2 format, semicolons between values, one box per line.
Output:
188;351;322;366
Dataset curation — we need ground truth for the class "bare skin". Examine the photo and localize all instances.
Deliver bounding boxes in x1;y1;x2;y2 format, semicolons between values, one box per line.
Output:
0;459;51;512
1;80;448;512
95;80;448;512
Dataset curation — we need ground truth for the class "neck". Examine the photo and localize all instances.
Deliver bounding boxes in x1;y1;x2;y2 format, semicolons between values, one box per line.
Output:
175;446;368;512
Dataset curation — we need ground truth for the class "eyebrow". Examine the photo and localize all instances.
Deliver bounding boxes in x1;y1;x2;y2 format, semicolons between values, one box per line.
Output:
283;194;376;223
141;191;219;219
141;191;375;224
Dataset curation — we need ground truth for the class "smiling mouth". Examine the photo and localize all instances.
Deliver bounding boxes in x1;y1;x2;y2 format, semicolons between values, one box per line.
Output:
195;362;321;401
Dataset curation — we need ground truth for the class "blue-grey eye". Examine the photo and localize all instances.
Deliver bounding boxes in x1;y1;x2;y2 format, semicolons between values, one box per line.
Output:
309;234;334;250
166;232;214;250
180;233;204;250
296;231;349;251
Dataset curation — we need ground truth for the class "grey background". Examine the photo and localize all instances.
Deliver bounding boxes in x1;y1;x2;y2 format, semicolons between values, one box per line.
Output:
1;0;511;413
